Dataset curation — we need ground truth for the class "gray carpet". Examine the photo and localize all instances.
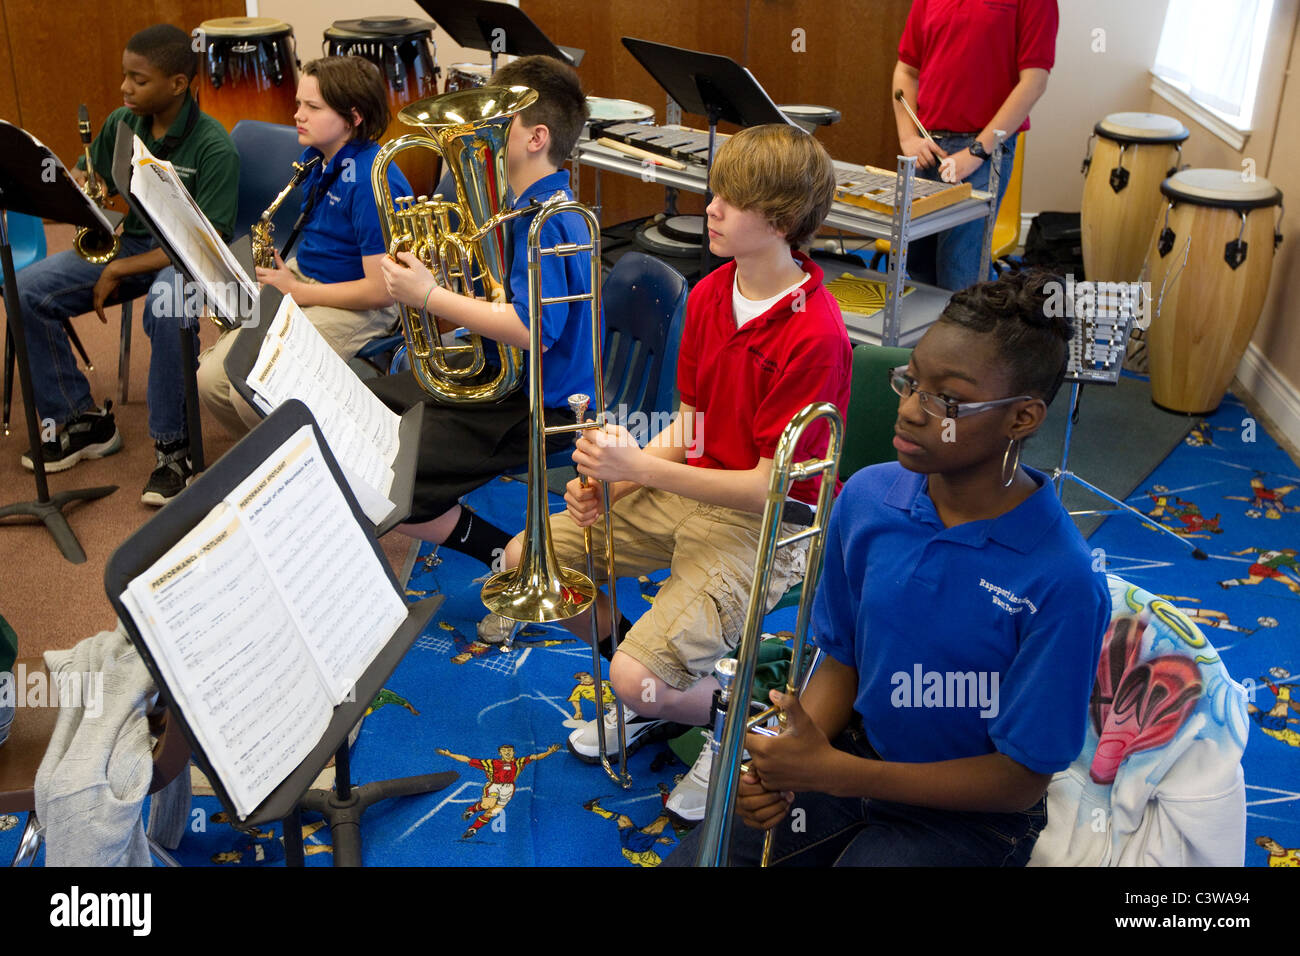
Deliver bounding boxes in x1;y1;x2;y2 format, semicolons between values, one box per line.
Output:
1023;374;1194;537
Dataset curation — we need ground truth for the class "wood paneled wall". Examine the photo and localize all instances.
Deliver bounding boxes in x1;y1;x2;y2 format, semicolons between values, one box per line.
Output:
522;0;912;226
0;0;241;179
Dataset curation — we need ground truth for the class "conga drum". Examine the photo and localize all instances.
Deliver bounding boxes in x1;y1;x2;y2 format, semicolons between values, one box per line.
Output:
325;16;440;194
195;17;299;131
444;63;491;94
1081;112;1189;282
1146;169;1284;414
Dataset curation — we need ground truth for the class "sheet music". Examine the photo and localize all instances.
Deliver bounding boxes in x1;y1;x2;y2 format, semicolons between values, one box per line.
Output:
227;426;407;702
124;504;335;819
127;135;258;326
245;295;402;523
0;120;115;232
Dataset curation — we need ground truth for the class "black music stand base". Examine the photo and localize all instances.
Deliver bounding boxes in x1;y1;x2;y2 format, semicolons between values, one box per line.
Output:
284;740;458;867
0;485;117;564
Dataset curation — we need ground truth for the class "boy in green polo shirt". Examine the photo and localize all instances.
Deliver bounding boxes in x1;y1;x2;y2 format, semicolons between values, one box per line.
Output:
18;24;238;500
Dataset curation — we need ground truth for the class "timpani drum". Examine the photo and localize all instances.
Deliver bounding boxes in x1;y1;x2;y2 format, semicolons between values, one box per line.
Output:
325;17;440;193
1081;112;1189;282
195;17;299;131
444;63;491;94
1146;169;1284;414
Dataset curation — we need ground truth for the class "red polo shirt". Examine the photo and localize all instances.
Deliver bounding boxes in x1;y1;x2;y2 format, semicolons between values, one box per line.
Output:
898;0;1058;134
677;252;852;504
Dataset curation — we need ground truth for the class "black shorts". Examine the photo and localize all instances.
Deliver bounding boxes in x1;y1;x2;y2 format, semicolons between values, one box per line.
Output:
368;370;576;523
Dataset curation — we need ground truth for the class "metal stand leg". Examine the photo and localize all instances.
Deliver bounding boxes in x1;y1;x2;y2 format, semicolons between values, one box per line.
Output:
117;300;133;404
978;131;1007;282
10;812;42;866
883;155;917;347
64;319;92;370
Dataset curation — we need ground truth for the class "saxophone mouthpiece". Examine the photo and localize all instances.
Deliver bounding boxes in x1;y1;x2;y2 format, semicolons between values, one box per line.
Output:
77;104;91;141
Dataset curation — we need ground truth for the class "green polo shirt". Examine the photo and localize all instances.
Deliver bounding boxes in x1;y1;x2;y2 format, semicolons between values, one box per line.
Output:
78;92;239;240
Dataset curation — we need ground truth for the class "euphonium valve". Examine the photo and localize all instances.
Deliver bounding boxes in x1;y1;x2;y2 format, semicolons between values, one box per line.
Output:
73;104;121;265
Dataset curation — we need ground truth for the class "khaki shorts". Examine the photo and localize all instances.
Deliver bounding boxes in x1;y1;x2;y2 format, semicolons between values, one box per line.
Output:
548;486;808;690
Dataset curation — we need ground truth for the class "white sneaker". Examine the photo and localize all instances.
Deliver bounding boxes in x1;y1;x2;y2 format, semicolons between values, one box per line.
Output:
665;734;715;823
567;704;666;763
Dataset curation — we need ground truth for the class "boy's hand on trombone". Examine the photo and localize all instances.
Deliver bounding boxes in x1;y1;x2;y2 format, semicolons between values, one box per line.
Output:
572;422;643;484
745;689;838;794
563;476;605;528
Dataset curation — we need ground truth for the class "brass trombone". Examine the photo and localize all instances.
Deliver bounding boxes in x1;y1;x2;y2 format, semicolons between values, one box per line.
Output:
478;198;632;789
694;402;844;866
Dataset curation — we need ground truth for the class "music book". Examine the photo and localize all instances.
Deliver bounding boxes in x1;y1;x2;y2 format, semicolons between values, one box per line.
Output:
243;293;404;526
118;126;258;325
0;120;119;231
117;422;408;819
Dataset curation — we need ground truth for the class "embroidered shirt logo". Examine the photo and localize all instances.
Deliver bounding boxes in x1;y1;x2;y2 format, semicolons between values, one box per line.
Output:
979;578;1038;615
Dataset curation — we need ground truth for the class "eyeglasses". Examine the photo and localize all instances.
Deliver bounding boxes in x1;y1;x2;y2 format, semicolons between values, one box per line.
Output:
889;366;1032;420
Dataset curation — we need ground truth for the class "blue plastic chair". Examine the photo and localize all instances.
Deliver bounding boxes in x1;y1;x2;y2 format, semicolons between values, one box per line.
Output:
2;212;51;432
231;121;309;240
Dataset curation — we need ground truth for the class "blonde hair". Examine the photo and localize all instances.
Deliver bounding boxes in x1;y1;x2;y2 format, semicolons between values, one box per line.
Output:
708;124;836;247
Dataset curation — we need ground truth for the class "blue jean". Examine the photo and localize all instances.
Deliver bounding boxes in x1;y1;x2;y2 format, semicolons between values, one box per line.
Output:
142;267;199;443
17;234;158;426
907;132;1018;292
665;716;1047;867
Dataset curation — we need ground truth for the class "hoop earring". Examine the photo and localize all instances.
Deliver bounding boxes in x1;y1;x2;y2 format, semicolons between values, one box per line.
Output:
1001;438;1022;488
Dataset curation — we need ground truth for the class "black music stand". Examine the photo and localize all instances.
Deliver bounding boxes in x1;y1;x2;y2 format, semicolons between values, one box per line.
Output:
106;400;457;867
415;0;583;72
221;283;426;536
0;121;121;563
620;37;795;275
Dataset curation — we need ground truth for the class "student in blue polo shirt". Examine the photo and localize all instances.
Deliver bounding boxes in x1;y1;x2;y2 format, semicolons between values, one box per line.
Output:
372;55;594;572
669;269;1110;867
197;55;409;437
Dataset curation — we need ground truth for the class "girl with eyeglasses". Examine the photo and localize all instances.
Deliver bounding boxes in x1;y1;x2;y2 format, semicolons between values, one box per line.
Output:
669;269;1110;867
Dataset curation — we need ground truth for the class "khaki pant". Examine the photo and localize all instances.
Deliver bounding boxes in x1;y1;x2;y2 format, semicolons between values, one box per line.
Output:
549;486;808;690
196;259;398;435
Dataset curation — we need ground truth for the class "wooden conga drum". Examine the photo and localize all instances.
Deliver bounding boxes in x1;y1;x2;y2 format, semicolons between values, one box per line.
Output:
1146;169;1284;414
195;17;299;131
324;16;440;194
1081;112;1189;282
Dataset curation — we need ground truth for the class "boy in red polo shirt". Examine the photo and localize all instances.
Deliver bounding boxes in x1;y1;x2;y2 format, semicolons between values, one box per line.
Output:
482;123;852;818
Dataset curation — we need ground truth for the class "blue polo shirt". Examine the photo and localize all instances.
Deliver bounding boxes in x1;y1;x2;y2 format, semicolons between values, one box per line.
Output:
813;462;1109;775
505;170;596;408
295;139;410;284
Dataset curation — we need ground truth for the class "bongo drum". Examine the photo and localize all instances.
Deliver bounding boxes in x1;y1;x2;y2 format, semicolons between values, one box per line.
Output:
444;63;491;94
1081;112;1189;282
325;17;440;193
1146;169;1284;414
196;17;299;131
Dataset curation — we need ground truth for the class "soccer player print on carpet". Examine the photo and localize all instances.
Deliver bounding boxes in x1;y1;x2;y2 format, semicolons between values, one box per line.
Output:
1224;474;1300;520
1246;668;1300;748
565;671;615;727
207;813;332;864
1145;489;1222;538
1220;548;1300;595
1154;595;1278;637
1256;835;1300;865
583;783;683;867
437;743;561;839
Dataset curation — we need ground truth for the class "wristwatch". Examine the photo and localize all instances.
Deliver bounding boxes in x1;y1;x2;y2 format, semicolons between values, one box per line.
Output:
968;139;991;161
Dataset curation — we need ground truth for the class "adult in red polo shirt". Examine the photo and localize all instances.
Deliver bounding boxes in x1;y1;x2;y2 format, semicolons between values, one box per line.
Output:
892;0;1058;290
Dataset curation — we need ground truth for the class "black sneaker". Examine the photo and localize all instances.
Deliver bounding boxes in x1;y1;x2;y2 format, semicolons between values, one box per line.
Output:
141;440;194;507
20;402;121;473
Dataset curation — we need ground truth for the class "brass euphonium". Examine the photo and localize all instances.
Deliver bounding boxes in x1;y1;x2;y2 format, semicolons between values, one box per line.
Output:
73;104;121;265
371;85;540;404
251;155;320;269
